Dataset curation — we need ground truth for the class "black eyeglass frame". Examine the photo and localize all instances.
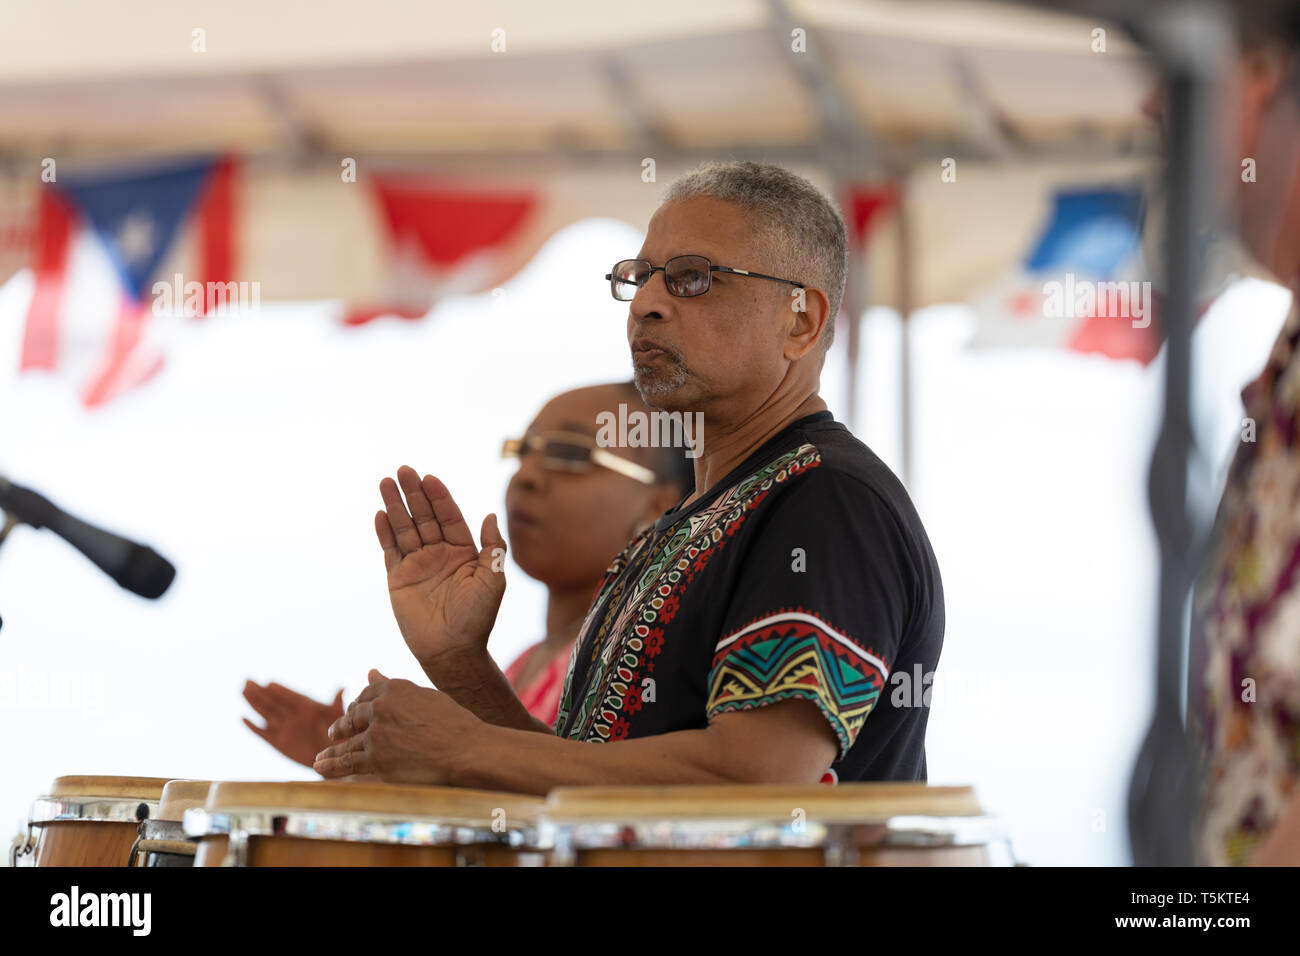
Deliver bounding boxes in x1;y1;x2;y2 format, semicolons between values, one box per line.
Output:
605;254;805;301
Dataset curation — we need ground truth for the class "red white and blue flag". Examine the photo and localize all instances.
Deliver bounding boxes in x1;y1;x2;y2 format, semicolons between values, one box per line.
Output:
343;176;538;326
969;183;1265;364
968;185;1162;363
18;156;235;407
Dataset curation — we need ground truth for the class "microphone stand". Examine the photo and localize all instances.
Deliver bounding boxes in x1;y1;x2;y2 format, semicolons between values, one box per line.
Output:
0;476;175;600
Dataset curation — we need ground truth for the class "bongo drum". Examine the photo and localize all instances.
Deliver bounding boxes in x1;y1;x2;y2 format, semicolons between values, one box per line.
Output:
541;782;1014;866
130;780;212;867
185;780;545;866
15;776;172;867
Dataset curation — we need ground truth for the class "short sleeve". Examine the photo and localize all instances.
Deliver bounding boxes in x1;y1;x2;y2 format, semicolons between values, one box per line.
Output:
706;466;914;760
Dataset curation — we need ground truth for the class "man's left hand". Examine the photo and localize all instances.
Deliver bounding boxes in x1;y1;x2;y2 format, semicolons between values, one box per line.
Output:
313;669;483;785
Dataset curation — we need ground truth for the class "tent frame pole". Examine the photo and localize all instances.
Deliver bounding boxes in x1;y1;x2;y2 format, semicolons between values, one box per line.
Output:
898;180;914;490
1125;0;1229;867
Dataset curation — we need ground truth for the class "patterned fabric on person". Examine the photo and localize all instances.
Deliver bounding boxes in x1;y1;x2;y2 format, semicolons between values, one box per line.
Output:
504;640;576;730
552;410;945;782
1190;303;1300;866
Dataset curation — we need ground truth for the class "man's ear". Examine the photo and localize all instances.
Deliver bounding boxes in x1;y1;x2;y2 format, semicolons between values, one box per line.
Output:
784;287;831;362
1243;44;1291;110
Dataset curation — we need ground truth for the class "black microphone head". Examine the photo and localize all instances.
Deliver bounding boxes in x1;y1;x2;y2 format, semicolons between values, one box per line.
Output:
115;545;176;599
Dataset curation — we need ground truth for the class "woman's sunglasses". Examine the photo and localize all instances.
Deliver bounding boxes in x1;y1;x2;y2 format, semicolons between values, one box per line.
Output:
501;431;657;484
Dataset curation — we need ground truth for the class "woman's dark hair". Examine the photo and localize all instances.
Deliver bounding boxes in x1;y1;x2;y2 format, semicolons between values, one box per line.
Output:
1243;4;1300;102
1238;3;1300;50
655;445;697;497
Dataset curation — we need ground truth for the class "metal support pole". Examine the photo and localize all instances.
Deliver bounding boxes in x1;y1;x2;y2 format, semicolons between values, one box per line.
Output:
897;181;914;490
842;182;868;434
1126;0;1230;867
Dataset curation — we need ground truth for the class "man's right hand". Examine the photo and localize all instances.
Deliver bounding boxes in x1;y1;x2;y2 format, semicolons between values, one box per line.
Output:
375;466;507;675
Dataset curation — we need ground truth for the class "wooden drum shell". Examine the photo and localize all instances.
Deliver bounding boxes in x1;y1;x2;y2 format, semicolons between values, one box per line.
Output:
541;782;1011;867
26;775;173;868
187;780;545;867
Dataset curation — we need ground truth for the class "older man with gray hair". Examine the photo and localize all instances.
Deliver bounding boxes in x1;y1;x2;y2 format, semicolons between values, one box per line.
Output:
315;161;945;790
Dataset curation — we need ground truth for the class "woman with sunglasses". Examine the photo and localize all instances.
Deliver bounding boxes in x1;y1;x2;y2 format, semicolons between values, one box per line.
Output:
241;381;691;769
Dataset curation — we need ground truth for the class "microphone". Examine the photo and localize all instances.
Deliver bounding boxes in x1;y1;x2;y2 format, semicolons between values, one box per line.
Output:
0;475;176;599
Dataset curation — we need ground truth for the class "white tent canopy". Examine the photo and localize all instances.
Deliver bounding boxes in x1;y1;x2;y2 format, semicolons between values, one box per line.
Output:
0;0;1153;165
0;0;1166;460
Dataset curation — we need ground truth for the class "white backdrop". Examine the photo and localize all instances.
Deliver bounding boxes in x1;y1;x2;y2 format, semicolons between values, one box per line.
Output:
0;215;1289;866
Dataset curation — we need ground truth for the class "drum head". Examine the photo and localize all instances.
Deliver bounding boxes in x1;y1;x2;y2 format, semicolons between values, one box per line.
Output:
43;776;173;801
540;783;1008;863
543;782;984;823
28;776;173;828
186;781;545;859
157;781;213;822
200;780;540;823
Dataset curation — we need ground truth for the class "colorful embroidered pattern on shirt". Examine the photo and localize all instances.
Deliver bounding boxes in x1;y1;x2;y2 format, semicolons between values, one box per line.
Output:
1193;304;1300;866
554;441;823;743
707;609;889;760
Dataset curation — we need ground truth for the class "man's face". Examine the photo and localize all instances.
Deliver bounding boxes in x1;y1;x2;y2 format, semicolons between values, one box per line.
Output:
625;196;795;417
1233;49;1300;285
1141;47;1300;286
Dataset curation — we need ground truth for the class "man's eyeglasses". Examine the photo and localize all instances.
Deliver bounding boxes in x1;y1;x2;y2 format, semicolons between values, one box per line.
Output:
606;254;804;302
501;431;657;484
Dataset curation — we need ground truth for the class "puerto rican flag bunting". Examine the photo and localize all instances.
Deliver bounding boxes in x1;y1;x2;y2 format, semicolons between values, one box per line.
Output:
19;185;77;372
344;178;537;326
15;156;233;407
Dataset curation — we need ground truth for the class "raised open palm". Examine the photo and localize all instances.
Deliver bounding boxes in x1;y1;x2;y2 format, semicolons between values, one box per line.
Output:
375;465;507;669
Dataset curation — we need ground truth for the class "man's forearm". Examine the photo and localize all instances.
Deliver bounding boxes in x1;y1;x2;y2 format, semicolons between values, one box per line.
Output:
450;723;768;796
421;650;552;734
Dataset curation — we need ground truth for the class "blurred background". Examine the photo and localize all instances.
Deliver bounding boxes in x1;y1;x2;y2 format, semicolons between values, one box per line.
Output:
0;0;1291;865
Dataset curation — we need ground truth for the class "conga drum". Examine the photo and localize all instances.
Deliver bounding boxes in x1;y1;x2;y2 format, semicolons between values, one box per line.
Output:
130;780;212;867
185;780;546;866
541;782;1014;866
16;776;172;867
